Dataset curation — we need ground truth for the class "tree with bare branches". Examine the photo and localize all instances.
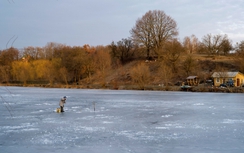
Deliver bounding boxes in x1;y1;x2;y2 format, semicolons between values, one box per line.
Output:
234;41;244;73
130;10;178;59
182;55;197;76
157;61;173;87
201;34;232;55
235;41;244;54
109;38;136;64
160;39;184;73
183;35;199;54
60;67;69;85
0;47;19;66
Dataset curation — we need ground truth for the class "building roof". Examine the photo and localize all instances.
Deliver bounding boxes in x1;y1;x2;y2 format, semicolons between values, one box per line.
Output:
186;76;198;79
211;72;239;78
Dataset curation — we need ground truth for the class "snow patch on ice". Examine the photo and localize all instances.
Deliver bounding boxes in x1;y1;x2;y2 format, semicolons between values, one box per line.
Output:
83;108;96;112
81;116;94;120
165;123;185;129
42;138;53;145
71;106;79;109
175;125;184;129
223;119;244;124
116;130;154;140
43;103;53;105
209;106;216;109
95;114;117;120
155;127;169;130
103;121;113;124
78;126;106;132
1;123;38;133
161;115;172;118
21;128;39;131
193;103;204;106
190;124;209;130
6;115;34;119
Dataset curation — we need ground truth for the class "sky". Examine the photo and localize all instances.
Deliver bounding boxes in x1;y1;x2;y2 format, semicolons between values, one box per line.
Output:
1;0;244;50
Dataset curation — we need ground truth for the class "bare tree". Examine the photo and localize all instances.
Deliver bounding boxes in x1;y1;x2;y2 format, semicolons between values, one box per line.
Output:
109;38;136;64
0;47;19;66
117;38;135;63
183;35;199;54
94;46;111;85
234;41;244;73
23;46;38;60
201;34;232;55
130;10;178;59
44;61;57;86
160;39;184;73
182;55;197;76
158;61;173;87
81;52;96;83
44;42;63;60
235;41;244;54
60;67;69;86
220;39;233;55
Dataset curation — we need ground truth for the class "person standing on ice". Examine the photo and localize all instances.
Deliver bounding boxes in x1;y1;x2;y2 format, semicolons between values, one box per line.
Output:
59;96;66;112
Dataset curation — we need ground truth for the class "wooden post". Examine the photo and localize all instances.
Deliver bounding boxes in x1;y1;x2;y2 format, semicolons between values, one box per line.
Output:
93;102;95;112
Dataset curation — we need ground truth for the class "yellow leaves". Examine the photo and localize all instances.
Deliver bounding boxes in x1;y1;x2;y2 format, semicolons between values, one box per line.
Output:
11;61;32;84
11;59;61;84
32;60;49;79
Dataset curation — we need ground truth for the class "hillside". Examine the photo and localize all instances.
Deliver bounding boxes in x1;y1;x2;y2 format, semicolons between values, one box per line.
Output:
3;53;242;93
79;54;238;89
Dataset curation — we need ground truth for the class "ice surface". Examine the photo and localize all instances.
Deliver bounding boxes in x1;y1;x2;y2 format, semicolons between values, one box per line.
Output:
1;87;244;153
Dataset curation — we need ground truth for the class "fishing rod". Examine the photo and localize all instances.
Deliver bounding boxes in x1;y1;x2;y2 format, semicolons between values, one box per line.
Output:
0;86;15;118
0;35;17;117
0;95;13;118
69;96;96;112
0;86;14;111
7;0;15;4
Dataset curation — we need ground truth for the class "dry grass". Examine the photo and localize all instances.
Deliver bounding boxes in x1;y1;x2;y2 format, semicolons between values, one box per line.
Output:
2;53;242;93
190;54;235;62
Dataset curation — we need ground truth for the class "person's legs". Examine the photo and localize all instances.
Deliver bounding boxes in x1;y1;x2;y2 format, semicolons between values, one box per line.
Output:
60;106;64;112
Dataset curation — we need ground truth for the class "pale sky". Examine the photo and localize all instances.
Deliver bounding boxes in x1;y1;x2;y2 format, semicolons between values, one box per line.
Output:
1;0;244;50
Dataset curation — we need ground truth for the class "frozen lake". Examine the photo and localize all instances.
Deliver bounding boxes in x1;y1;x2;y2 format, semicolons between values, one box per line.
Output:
1;86;244;153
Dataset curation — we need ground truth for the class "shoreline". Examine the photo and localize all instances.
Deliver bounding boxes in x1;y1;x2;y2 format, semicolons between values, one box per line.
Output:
1;83;244;93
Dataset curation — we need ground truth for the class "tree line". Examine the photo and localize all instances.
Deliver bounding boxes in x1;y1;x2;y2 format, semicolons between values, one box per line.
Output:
1;10;244;87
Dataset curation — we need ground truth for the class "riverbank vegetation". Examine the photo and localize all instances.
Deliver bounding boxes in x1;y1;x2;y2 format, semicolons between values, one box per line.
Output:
1;10;244;92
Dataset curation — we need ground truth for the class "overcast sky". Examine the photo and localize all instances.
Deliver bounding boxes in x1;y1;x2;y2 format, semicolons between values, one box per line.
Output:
1;0;244;50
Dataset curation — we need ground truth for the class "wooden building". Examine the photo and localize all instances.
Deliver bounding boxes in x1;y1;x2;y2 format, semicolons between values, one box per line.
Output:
211;71;244;87
186;76;199;86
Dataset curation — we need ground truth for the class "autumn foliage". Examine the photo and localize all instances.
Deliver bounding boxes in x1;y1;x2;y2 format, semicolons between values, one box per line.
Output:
0;10;243;89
